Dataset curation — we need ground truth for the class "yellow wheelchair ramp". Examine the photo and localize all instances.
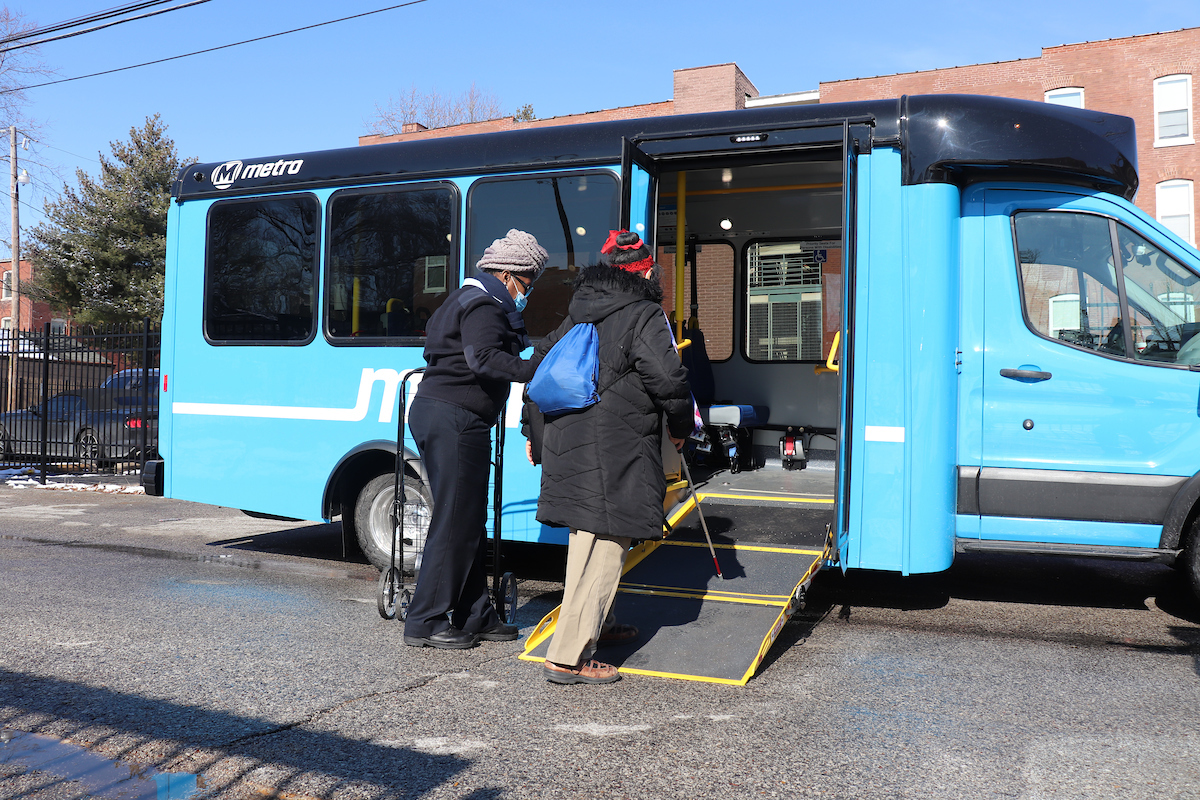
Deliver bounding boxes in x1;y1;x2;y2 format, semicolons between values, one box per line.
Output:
520;499;829;686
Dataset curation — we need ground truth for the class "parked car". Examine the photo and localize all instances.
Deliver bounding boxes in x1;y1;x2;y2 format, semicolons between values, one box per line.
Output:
101;368;160;392
0;389;159;470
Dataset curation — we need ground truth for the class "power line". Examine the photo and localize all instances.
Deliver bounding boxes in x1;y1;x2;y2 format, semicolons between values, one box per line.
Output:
1;0;213;55
27;142;101;165
0;1;179;45
1;0;430;95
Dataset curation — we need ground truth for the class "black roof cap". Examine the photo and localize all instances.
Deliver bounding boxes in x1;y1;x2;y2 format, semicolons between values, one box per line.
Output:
173;94;1137;202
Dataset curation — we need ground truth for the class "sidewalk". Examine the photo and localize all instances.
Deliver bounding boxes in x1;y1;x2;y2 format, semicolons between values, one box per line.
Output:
1;466;144;494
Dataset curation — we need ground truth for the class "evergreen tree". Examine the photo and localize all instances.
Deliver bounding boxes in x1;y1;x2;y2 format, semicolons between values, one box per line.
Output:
27;115;186;326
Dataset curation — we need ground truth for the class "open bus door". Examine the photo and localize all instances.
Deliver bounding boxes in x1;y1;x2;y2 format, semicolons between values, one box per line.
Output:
622;121;865;572
834;122;863;572
525;121;867;683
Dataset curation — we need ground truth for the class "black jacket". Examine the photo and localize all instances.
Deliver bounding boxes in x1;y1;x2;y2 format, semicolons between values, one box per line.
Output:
525;265;692;540
417;272;534;423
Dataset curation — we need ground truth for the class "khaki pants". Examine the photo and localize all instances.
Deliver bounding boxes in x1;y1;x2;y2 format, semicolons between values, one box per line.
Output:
545;529;631;667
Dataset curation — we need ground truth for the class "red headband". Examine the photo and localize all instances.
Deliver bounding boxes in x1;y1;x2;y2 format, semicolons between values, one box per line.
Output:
601;229;655;274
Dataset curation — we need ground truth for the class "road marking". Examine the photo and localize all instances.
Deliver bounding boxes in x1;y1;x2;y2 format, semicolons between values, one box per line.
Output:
554;723;652;737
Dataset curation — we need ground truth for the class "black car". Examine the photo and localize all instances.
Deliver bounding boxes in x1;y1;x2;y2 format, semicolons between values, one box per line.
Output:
0;389;158;470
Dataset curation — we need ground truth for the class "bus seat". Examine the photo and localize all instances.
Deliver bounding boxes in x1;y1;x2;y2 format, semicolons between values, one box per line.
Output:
681;327;716;406
699;404;770;475
682;326;768;473
701;404;769;428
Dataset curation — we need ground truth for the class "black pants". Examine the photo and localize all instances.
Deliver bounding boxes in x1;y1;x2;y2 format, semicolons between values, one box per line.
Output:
403;395;500;638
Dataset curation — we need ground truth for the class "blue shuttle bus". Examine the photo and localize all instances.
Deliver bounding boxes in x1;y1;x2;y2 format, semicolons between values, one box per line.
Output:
149;94;1200;602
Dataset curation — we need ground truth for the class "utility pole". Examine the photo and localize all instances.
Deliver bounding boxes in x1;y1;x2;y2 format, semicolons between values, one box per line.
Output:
7;125;20;412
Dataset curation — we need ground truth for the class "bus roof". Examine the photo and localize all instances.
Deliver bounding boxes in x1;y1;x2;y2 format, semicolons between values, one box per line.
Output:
173;94;1138;202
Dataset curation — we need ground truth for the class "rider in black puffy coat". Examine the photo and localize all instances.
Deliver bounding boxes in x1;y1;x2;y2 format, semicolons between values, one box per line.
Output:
531;264;693;538
524;230;692;684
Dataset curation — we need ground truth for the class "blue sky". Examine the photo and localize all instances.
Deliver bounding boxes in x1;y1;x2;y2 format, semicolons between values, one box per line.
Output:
7;0;1199;250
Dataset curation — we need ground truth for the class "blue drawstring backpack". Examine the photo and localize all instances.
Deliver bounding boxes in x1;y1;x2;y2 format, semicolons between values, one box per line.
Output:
527;322;600;415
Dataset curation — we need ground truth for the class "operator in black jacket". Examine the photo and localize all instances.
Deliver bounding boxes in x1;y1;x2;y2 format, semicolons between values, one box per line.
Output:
524;230;692;683
403;229;548;650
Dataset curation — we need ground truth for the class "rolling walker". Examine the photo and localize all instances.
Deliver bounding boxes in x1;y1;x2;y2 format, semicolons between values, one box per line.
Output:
376;370;517;625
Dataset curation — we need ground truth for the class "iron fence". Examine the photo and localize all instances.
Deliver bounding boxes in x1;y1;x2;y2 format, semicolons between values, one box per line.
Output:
0;319;160;483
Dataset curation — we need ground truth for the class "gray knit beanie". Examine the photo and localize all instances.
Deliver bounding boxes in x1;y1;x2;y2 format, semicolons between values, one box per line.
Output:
475;229;549;280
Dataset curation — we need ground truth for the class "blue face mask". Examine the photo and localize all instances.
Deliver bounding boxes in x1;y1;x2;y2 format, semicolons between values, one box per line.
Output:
513;291;528;312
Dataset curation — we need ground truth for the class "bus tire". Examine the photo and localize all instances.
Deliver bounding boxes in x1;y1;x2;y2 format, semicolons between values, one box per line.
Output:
1183;517;1200;602
353;472;432;573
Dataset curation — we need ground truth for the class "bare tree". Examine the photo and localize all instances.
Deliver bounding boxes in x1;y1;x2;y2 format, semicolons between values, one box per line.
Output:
0;8;55;255
367;83;507;135
0;8;53;132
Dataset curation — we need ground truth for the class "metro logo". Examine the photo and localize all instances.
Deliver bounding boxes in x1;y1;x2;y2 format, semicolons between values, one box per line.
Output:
211;160;243;190
241;159;304;180
210;158;304;190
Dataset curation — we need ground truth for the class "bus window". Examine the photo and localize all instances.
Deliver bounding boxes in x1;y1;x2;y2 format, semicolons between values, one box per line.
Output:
205;194;319;343
325;184;457;341
743;241;840;362
1117;225;1200;364
467;172;619;338
1013;211;1126;356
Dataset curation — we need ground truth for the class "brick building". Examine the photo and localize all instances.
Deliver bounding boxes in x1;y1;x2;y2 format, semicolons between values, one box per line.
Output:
357;63;759;147
817;27;1200;246
0;259;62;332
361;28;1199;249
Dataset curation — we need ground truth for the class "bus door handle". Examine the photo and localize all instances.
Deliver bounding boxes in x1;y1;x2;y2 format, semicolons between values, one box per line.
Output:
1000;368;1052;383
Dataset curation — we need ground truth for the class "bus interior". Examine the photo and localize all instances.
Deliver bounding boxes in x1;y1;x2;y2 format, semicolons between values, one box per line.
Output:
654;157;844;548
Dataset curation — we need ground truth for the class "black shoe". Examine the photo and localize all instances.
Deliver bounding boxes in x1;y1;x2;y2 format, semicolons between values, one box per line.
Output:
475;621;519;642
403;627;478;649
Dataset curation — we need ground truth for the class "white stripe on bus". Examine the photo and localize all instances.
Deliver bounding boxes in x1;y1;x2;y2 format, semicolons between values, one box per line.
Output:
173;367;526;428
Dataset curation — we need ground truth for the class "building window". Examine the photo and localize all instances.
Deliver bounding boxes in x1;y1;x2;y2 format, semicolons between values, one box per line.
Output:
1157;180;1195;246
1045;87;1084;108
1;317;10;330
423;256;447;294
50;319;67;335
2;271;9;299
744;241;836;362
1154;74;1193;146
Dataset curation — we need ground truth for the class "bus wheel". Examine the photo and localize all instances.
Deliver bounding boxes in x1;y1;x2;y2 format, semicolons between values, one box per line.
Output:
1183;518;1200;603
353;472;432;573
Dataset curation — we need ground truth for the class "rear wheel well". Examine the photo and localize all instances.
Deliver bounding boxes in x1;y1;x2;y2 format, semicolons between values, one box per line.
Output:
324;443;423;522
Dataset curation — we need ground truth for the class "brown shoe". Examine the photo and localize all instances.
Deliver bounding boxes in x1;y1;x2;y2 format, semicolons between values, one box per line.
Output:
543;659;621;685
598;624;639;645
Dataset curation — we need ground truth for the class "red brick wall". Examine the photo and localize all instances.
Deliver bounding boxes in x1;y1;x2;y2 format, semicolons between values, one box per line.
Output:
658;242;737;360
673;64;759;116
0;259;56;331
820;28;1200;235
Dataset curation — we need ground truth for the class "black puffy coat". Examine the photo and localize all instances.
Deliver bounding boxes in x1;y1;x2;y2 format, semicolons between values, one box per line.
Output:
526;265;692;540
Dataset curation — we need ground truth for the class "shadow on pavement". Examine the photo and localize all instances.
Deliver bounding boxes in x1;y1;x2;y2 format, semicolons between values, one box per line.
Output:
0;669;473;799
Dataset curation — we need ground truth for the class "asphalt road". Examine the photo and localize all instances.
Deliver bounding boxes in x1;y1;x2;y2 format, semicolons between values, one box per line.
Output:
2;486;1199;799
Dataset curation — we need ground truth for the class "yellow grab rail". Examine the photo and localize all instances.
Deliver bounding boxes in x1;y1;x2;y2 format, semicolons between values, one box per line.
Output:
814;330;841;375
